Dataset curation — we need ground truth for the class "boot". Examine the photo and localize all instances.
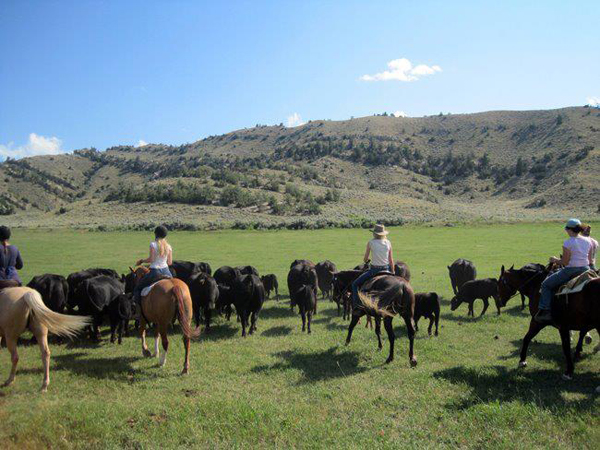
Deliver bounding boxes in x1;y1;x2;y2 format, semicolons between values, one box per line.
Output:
534;309;553;324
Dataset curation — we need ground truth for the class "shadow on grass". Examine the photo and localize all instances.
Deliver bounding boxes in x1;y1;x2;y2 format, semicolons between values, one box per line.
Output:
434;364;599;412
260;305;296;320
202;323;239;341
251;346;368;383
498;337;597;366
52;352;138;380
261;325;293;337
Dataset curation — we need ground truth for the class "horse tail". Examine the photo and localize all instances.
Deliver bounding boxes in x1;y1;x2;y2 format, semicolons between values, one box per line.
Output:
357;290;394;318
22;289;90;338
173;285;201;339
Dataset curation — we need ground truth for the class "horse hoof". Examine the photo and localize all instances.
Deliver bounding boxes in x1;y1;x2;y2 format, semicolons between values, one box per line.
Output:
142;350;152;358
345;341;350;347
40;385;48;393
584;334;593;345
518;361;527;369
385;358;393;364
561;373;573;381
574;353;582;361
410;357;418;368
181;369;189;376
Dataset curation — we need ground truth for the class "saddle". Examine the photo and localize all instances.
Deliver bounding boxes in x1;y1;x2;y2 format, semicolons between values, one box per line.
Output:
0;279;21;291
556;270;599;296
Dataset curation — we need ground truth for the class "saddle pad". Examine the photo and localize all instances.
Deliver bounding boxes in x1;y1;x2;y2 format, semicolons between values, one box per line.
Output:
141;282;160;297
556;270;598;296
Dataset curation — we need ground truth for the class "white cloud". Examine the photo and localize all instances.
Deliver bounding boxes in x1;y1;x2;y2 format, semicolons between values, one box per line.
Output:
393;111;407;118
587;96;600;107
136;140;148;147
0;133;64;159
286;112;305;127
360;58;442;82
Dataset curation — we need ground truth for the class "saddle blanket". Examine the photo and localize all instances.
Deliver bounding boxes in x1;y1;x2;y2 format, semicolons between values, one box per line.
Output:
141;282;160;297
556;270;599;296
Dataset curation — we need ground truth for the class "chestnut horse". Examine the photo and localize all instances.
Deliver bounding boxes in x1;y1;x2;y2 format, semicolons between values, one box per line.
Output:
0;287;90;392
131;267;200;374
345;274;417;366
498;265;600;379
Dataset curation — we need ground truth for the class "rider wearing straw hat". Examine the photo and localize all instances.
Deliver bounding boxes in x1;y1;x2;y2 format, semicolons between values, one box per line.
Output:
351;224;395;313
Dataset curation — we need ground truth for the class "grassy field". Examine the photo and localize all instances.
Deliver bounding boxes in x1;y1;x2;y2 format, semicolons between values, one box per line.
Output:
1;223;598;449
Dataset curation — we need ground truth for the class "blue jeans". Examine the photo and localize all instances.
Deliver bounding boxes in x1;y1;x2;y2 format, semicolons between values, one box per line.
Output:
538;266;589;310
134;267;172;303
351;266;390;308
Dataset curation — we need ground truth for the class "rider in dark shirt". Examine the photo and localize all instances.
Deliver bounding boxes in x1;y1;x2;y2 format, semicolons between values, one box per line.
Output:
0;226;23;285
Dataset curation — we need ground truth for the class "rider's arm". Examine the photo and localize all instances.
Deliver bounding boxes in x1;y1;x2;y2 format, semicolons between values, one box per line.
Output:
363;243;370;263
15;249;23;270
167;247;173;266
560;246;571;266
388;248;394;272
136;245;155;266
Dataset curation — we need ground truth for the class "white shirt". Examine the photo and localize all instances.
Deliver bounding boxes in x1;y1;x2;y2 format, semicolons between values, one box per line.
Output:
149;241;171;269
586;237;598;266
563;236;592;268
369;238;391;267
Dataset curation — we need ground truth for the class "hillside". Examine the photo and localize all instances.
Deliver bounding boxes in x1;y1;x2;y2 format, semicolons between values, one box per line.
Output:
1;106;599;229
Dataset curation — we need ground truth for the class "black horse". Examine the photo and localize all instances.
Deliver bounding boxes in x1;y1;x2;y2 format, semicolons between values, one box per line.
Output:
345;274;417;366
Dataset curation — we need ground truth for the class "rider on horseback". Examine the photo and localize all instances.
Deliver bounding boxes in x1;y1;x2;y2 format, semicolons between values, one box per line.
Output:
133;225;173;304
535;219;593;324
351;224;394;313
0;226;23;286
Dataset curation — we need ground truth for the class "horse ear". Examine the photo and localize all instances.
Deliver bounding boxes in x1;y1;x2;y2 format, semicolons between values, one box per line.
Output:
129;266;135;273
510;264;514;270
501;265;505;274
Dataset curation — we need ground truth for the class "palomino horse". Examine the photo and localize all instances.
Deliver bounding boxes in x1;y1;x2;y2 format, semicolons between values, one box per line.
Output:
499;265;600;379
345;274;417;366
131;267;200;374
0;287;90;392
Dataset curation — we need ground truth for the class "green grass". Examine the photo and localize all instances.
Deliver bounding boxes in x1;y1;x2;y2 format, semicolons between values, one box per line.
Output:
1;223;599;449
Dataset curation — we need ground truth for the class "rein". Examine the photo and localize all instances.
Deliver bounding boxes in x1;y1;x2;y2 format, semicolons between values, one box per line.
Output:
500;270;545;302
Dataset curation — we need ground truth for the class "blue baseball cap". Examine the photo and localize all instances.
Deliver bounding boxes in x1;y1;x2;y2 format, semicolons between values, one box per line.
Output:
565;218;581;229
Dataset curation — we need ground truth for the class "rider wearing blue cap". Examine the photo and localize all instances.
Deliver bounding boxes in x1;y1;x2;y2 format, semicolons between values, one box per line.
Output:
535;218;593;324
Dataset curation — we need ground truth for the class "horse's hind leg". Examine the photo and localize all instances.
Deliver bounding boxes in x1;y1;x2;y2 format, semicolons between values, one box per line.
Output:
574;330;590;360
140;318;152;358
366;316;373;329
402;314;417;367
153;327;160;359
182;335;190;375
345;314;361;346
383;317;395;364
559;327;575;379
158;324;169;367
518;319;545;368
2;335;19;388
520;293;526;310
32;324;50;392
375;317;382;350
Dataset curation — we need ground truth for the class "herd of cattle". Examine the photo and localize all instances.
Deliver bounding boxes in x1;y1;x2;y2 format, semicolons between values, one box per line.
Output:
24;257;521;344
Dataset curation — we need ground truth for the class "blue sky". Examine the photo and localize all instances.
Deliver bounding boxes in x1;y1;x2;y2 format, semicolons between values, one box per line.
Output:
1;0;599;158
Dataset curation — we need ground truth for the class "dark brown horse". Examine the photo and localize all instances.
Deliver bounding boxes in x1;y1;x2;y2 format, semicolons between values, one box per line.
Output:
345;274;417;366
498;265;600;379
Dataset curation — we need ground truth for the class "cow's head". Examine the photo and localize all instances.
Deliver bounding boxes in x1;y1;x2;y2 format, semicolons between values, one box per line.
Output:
450;295;462;311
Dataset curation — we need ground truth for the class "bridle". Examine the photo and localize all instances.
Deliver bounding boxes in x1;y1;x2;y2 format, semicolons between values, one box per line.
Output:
499;270;545;303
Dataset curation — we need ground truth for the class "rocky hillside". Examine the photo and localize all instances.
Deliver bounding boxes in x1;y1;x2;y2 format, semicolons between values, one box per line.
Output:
2;106;599;229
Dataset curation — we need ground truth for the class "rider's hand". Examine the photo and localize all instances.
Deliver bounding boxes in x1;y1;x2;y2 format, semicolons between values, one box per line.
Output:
549;256;559;263
135;259;143;266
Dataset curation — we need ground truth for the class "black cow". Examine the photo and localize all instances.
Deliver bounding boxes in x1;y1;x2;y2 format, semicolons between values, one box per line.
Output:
414;292;440;336
236;265;259;277
260;274;279;300
197;262;212;276
290;259;315;269
214;266;242;287
332;270;363;319
27;274;69;313
231;274;265;337
294;285;317;333
288;263;318;312
169;260;203;285
315;260;337;299
73;275;125;340
394;261;411;281
448;259;477;295
67;268;120;311
189;272;219;329
451;278;501;317
107;293;134;344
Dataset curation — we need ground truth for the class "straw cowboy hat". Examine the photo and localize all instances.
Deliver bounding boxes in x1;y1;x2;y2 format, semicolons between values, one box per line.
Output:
371;224;389;236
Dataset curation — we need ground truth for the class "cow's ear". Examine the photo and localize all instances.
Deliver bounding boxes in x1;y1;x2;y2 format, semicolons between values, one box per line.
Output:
510;264;514;271
447;266;450;270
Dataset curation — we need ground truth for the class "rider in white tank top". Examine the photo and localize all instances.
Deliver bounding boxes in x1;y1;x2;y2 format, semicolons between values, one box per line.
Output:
369;238;392;267
149;241;170;269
